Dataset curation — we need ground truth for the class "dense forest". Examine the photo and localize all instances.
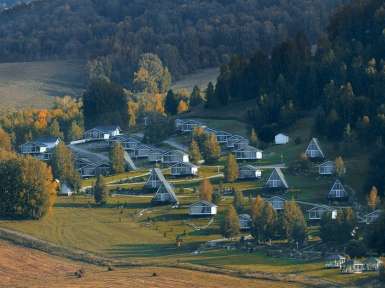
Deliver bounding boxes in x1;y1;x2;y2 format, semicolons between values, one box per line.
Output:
0;0;349;86
211;0;385;197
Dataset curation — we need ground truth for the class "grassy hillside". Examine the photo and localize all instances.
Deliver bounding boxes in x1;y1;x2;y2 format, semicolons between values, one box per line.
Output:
0;60;86;110
1;241;292;288
171;68;219;93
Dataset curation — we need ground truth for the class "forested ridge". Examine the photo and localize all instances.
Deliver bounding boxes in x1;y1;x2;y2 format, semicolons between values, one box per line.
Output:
0;0;348;85
211;0;385;197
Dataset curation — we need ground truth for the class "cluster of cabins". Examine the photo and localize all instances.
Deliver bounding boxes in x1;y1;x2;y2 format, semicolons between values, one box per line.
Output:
325;255;383;274
175;118;263;161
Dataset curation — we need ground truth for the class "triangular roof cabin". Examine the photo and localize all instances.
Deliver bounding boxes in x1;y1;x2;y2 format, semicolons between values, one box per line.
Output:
328;179;348;200
152;181;178;205
305;138;325;159
144;168;164;190
319;160;335;175
265;168;289;189
266;196;286;210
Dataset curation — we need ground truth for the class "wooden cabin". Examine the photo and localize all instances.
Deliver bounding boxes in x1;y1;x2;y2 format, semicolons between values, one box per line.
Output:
78;162;111;178
239;214;252;230
305;138;325;159
204;128;232;144
361;210;382;224
267;196;286;211
238;165;262;180
147;148;166;163
234;145;263;160
363;257;383;271
189;201;217;216
328;179;348;201
175;119;205;133
162;150;189;164
19;136;60;161
265;168;289;191
84;125;121;140
171;162;198;176
319;161;335;175
275;133;289;145
132;144;153;158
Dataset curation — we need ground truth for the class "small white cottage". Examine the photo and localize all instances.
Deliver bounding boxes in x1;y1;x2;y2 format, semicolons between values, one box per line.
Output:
162;150;189;164
319;161;336;175
171;162;198;176
275;133;289;145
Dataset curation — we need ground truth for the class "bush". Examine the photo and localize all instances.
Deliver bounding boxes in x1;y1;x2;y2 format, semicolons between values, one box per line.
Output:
294;137;302;145
345;240;367;258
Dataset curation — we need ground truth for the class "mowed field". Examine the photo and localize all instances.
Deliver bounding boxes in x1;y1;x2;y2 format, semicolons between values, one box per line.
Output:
0;60;86;109
0;240;295;288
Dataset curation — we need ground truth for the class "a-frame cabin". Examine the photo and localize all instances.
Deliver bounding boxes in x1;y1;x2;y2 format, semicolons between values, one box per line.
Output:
144;168;164;190
305;138;325;159
327;179;348;201
265;168;289;191
151;181;179;205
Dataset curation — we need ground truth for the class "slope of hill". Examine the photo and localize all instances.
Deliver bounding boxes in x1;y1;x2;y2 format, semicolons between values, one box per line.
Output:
0;240;298;288
0;0;350;85
0;60;86;109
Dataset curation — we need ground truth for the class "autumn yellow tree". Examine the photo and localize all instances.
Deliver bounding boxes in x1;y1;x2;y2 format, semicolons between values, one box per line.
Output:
177;100;189;114
199;178;213;202
224;153;239;182
0;128;12;151
368;186;380;210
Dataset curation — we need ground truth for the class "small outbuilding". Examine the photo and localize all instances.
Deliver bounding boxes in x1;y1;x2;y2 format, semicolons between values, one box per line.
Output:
305;137;325;159
189;201;217;216
275;133;289;145
238;165;262;180
319;161;336;175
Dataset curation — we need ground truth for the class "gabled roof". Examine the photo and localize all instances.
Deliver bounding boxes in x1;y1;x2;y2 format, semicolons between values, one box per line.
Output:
320;160;335;167
275;133;288;137
267;195;286;202
81;161;111;169
328;179;347;198
171;161;197;168
110;134;140;143
204;127;231;136
229;134;248;141
153;181;178;204
307;205;332;212
326;254;346;261
235;145;262;152
363;257;383;265
267;168;289;188
306;137;325;158
190;200;217;208
163;149;188;156
239;164;258;171
135;144;153;150
88;125;121;133
24;136;60;149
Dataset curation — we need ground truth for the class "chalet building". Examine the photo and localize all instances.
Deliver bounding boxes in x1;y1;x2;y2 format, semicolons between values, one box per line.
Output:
109;134;141;151
171;162;198;176
189;200;217;216
238;165;261;180
147;148;166;163
305;138;325;159
227;135;249;149
361;210;382;224
328;179;348;201
162;150;189;164
234;145;263;160
265;168;289;191
84;125;121;140
363;257;383;271
319;161;336;175
144;168;164;190
267;196;286;211
151;181;178;205
325;255;346;269
341;259;364;274
205;128;232;144
239;214;252;230
175;119;205;133
78;162;111;178
307;205;332;220
132;144;153;158
275;133;289;145
19;136;60;161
